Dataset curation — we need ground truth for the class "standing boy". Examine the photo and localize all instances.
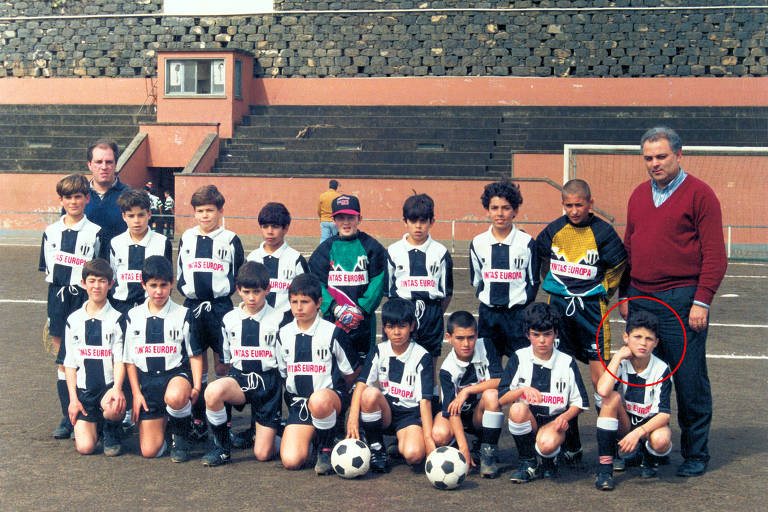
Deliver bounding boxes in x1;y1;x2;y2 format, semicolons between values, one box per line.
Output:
308;194;387;364
594;311;672;490
177;185;245;439
110;189;173;314
347;298;436;473
432;311;504;478
387;193;453;410
535;179;626;464
201;262;284;466
277;274;359;474
40;173;106;439
499;302;589;483
124;256;203;461
63;258;127;456
470;181;539;359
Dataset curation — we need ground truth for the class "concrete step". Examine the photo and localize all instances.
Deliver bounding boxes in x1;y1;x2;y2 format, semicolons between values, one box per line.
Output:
221;148;494;165
0;124;142;137
0;113;155;125
241;114;501;129
0;104;153;115
0;158;85;172
225;138;497;152
212;161;502;177
231;126;500;140
247;105;504;117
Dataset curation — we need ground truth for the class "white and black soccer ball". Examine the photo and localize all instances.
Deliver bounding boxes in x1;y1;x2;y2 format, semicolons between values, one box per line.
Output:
331;438;371;479
425;446;468;490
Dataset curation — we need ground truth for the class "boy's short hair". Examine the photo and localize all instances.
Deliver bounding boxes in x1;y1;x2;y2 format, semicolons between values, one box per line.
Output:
381;298;416;327
258;202;291;228
236;261;271;290
288;273;322;302
626;310;660;339
523;302;560;333
142;255;174;284
562;179;592;201
329;179;339;190
481;181;523;210
402;193;435;221
56;174;90;197
117;189;151;213
82;258;113;282
190;185;225;209
446;310;477;334
87;139;119;162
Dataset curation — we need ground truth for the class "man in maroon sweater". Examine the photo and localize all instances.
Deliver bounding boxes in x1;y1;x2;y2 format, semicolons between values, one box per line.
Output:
619;126;726;477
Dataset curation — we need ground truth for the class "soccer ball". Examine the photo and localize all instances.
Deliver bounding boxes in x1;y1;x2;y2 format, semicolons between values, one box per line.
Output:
425;446;468;490
331;438;371;479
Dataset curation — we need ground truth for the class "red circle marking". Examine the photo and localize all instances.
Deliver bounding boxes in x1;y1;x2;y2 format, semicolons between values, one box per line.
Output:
596;296;686;387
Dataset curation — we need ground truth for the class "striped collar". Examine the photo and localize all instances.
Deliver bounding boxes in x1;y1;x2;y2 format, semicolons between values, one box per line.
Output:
651;168;687;207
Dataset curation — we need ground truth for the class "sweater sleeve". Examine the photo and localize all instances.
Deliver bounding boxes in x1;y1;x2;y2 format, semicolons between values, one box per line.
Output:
692;186;727;305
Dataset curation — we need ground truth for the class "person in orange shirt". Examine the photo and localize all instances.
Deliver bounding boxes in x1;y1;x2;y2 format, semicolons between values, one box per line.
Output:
318;179;341;241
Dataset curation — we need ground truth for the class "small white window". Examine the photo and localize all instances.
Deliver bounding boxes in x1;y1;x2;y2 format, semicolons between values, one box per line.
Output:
166;59;225;95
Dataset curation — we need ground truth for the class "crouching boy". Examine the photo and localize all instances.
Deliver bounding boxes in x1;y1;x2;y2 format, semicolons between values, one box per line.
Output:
346;298;436;473
64;259;127;456
432;311;503;478
124;256;204;462
594;310;672;491
499;302;589;483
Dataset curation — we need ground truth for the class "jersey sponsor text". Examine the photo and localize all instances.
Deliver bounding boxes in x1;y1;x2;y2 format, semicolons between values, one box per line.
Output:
119;271;143;283
233;348;275;360
287;363;328;375
483;270;523;282
78;347;113;358
388;383;414;399
397;277;437;291
550;260;597;280
328;270;369;285
134;344;179;355
624;401;652;417
53;252;88;267
186;258;226;272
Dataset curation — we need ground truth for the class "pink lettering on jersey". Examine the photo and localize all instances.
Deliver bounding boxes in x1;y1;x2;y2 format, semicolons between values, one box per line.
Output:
549;261;597;280
538;393;565;406
233;348;275;359
287;363;328;374
186;259;226;272
53;252;87;267
388;384;414;399
119;271;142;283
482;270;523;281
624;402;652;416
269;278;291;290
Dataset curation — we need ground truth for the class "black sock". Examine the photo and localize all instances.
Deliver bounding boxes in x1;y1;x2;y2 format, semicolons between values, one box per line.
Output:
56;379;71;426
512;432;536;461
103;420;121;440
315;427;335;451
168;415;191;437
362;418;384;449
596;427;618;472
210;422;231;450
481;426;501;446
564;416;581;453
225;403;232;427
192;382;207;423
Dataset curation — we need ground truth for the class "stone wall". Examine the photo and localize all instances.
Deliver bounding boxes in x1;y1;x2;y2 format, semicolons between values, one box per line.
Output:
1;0;765;78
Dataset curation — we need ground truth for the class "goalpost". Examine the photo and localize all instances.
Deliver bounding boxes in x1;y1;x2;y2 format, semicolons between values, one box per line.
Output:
563;144;768;261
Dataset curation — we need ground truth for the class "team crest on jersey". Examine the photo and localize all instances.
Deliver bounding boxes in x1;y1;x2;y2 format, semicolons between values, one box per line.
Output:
649;388;655;402
404;373;416;387
555;379;567;394
281;268;293;280
429;261;440;276
354;255;368;272
264;332;277;347
512;255;526;270
582;250;599;266
216;247;230;260
476;363;488;380
78;244;92;257
105;332;114;344
316;346;329;360
168;328;182;341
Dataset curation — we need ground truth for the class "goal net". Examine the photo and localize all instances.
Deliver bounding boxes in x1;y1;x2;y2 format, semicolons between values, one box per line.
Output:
564;144;768;261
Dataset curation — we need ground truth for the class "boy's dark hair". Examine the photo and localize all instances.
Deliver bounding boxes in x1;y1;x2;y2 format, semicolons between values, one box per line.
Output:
381;298;416;327
288;273;322;302
117;189;151;213
258;202;291;228
236;261;271;290
56;174;90;197
481;181;523;210
446;310;477;334
626;310;660;339
190;185;225;209
142;255;174;284
329;179;339;190
82;258;113;282
562;179;592;201
87;139;118;162
523;302;560;334
402;193;435;222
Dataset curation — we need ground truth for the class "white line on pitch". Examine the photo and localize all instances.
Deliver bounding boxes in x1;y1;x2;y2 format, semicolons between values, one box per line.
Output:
706;354;768;360
608;318;767;329
725;275;767;279
0;299;46;304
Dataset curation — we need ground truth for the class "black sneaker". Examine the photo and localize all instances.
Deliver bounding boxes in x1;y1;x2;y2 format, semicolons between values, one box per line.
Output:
314;449;334;475
386;443;402;461
230;427;255;449
615;449;642;472
479;443;499;478
470;438;482;466
370;446;389;473
595;471;615;491
103;425;122;457
509;458;538;483
171;434;191;463
539;456;558;479
202;446;231;467
562;448;583;467
53;417;73;439
190;420;208;443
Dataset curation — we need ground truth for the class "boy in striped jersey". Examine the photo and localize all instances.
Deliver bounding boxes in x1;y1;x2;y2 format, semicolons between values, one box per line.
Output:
387;193;453;411
499;302;589;483
201;262;284;466
40;174;107;439
63;259;126;456
470;181;539;359
277;274;359;474
594;311;672;491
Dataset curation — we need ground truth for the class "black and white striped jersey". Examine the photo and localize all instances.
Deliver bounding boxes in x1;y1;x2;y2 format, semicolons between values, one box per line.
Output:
63;302;125;390
123;299;201;374
246;242;308;313
438;338;503;416
614;354;672;421
177;225;245;300
277;316;358;398
499;346;589;417
358;341;434;410
109;229;172;303
387;234;453;302
469;226;539;307
39;216;105;286
221;302;283;373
